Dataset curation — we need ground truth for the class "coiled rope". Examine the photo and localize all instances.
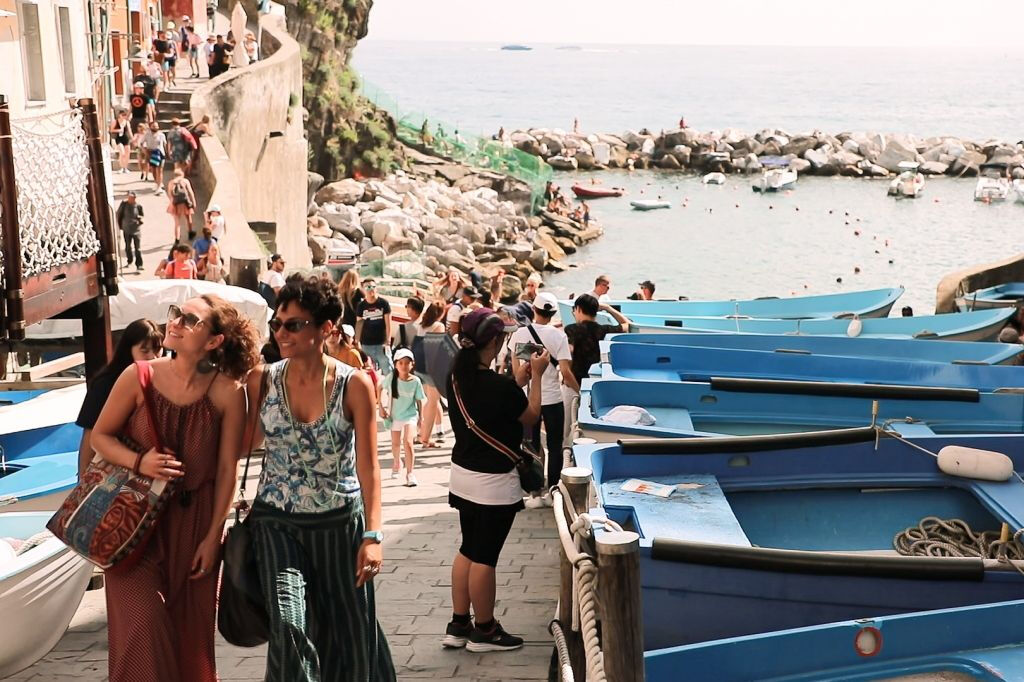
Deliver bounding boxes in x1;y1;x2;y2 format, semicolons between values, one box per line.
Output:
894;516;1024;576
551;481;623;682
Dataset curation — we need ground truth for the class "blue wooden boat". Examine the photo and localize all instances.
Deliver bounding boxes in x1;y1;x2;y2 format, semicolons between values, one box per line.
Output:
0;385;84;511
598;342;1024;391
578;377;1024;441
562;287;904;322
604;333;1024;365
573;434;1024;652
645;599;1024;681
957;282;1024;311
624;308;1014;342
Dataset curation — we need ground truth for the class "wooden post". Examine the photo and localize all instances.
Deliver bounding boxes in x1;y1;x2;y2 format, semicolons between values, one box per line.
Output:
555;466;591;681
596;531;644;682
77;98;119;297
75;298;112;381
0;96;24;340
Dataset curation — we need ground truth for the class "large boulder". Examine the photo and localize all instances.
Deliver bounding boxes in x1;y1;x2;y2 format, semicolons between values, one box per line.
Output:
789;158;812;174
314;178;364;205
658;153;682;170
307;172;325;207
671;145;692;165
547;156;578;171
540;135;564;156
307;215;331;238
920;161;950;175
803;147;830;169
950;150;986;176
782;136;818;157
575;152;598;170
534;229;566;261
528;248;548;272
875;139;919;173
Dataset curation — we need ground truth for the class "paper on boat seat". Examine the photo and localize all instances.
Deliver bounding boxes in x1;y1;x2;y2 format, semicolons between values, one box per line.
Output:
604;405;656;426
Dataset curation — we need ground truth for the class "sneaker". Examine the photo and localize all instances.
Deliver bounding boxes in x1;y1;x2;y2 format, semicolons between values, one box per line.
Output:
440;620;473;649
405;474;418;487
465;621;523;652
154;188;165;196
523;495;545;509
386;468;398;480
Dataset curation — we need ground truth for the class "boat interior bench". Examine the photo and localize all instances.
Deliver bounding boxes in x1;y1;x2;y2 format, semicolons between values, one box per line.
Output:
601;475;751;546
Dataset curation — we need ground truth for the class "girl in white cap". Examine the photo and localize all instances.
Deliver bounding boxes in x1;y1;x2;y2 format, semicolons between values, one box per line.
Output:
380;348;425;486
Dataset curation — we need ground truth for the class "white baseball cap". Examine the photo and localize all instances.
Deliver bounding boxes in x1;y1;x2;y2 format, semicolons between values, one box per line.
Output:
394;348;415;363
533;292;558;314
341;324;355;338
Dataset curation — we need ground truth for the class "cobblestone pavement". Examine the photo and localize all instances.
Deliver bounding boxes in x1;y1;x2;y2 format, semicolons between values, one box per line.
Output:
9;426;559;681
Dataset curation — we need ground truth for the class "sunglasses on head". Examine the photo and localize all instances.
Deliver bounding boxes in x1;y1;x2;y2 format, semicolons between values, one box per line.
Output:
269;318;313;334
167;304;203;330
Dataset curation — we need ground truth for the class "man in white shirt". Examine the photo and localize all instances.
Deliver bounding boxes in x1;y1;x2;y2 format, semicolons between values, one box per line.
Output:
509;292;580;506
259;253;286;307
588;274;612;303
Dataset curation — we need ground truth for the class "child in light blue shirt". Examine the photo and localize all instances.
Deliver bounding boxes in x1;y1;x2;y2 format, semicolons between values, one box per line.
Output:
381;348;425;486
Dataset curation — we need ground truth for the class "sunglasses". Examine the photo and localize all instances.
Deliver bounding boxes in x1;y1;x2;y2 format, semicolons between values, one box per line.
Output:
269;318;313;334
364;284;377;291
167;305;203;330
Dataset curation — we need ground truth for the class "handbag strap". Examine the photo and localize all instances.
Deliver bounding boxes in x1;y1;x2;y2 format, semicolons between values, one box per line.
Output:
450;374;522;467
527;324;558;367
134;361;163;454
239;367;271;501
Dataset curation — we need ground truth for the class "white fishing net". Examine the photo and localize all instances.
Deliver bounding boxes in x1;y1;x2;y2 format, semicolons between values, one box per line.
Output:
4;108;101;278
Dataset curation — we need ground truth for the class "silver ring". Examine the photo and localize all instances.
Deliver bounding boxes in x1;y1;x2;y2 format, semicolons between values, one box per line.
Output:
363;564;372;572
371;566;380;573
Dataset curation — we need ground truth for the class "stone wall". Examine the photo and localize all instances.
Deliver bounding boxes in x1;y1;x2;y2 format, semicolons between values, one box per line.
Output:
190;11;310;267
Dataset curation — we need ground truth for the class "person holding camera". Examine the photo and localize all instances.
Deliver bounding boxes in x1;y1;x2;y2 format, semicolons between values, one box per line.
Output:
507;292;580;507
444;308;546;652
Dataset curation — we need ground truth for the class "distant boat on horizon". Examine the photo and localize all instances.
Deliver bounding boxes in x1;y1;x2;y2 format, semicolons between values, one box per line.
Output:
501;44;532;51
556;45;582;51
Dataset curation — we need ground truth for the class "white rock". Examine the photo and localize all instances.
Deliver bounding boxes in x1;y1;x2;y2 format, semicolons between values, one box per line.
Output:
876;139;920;173
842;138;860;154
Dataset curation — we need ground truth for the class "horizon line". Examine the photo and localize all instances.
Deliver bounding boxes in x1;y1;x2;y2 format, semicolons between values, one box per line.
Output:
360;37;1024;50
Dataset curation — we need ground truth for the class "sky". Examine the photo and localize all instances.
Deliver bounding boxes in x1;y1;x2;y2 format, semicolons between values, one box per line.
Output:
364;1;1024;47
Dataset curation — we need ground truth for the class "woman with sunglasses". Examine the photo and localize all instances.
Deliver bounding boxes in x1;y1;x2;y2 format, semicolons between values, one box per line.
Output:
247;276;395;681
91;296;259;681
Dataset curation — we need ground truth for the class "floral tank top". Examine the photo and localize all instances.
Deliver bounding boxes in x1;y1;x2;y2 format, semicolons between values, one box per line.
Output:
256;358;361;514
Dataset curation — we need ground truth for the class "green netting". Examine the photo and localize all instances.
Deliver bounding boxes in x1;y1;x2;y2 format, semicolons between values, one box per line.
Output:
360;80;552;212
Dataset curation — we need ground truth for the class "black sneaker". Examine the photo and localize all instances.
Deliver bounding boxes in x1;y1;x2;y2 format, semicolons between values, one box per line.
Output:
440;620;473;649
465;621;523;652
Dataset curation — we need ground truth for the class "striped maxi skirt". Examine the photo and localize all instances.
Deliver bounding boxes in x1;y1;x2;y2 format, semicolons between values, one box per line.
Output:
251;501;396;682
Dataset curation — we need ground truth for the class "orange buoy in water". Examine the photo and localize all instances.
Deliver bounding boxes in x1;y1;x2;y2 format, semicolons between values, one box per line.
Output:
854;266;861;274
854;230;860;236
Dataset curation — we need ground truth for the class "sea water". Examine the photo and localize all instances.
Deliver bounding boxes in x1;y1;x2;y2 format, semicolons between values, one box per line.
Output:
354;42;1024;312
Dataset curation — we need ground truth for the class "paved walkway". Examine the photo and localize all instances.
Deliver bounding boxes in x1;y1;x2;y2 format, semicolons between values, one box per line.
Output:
10;427;560;681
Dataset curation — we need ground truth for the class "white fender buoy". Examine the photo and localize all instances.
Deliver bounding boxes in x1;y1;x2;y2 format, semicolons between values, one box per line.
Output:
937;446;1014;482
846;316;863;337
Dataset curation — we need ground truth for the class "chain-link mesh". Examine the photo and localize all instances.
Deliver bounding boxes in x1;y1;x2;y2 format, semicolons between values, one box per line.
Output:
360;81;552;212
6;108;101;278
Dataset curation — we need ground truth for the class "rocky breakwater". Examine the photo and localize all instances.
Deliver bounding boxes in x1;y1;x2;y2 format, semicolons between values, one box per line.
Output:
306;172;602;296
509;127;1024;179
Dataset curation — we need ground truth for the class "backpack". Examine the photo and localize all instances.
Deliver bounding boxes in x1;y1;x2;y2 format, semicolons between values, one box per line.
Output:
171;181;190;206
258;282;277;309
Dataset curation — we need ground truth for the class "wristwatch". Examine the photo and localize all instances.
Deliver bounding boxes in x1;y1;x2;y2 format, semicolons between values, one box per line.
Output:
362;530;384;543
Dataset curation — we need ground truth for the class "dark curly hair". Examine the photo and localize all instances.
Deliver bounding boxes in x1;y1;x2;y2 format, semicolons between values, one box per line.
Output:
275;275;343;326
198;294;261;380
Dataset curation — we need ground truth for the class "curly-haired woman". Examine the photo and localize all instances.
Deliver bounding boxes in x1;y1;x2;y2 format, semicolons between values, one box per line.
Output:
92;295;260;681
246;276;395;681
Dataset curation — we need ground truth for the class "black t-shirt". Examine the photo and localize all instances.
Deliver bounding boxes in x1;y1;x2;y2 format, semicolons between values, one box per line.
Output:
448;369;529;474
212;43;233;65
565;321;622;385
356;297;391;345
341;289;364;328
75;371;120;430
129;94;151;121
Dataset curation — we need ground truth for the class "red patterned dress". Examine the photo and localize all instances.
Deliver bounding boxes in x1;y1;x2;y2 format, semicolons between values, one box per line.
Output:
104;385;222;682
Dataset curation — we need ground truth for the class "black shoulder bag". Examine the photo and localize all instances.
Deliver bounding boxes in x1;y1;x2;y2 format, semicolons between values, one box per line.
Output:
527;324;559;368
451;374;544;493
218;369;270;647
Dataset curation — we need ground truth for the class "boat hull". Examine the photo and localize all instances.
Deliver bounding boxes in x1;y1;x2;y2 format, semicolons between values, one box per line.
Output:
0;513;92;677
630;200;671;211
571;185;622;198
608;332;1024;365
956;282;1024;311
644;599;1024;681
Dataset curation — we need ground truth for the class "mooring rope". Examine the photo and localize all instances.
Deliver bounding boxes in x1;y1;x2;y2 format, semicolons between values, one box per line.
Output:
894;516;1024;576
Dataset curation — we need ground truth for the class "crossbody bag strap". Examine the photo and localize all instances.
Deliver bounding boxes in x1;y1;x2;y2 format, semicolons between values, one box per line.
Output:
527;324;558;367
134;361;163;454
450;374;522;467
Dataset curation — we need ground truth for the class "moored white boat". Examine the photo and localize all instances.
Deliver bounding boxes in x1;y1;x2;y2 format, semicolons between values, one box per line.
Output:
751;157;797;193
975;163;1010;202
0;512;92;677
887;161;924;198
702;172;726;185
631;199;672;211
1013;178;1024;204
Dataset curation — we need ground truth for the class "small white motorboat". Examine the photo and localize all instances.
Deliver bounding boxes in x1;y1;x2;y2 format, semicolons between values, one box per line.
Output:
887;161;925;198
0;512;92;677
752;157;797;193
975;163;1010;202
1013;179;1024;204
630;199;672;211
702;172;726;185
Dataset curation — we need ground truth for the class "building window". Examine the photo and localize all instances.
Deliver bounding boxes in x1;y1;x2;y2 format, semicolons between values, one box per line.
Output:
56;5;76;93
19;2;46;101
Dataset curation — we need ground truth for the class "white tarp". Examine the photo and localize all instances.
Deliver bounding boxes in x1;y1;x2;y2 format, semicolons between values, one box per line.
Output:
25;279;271;340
